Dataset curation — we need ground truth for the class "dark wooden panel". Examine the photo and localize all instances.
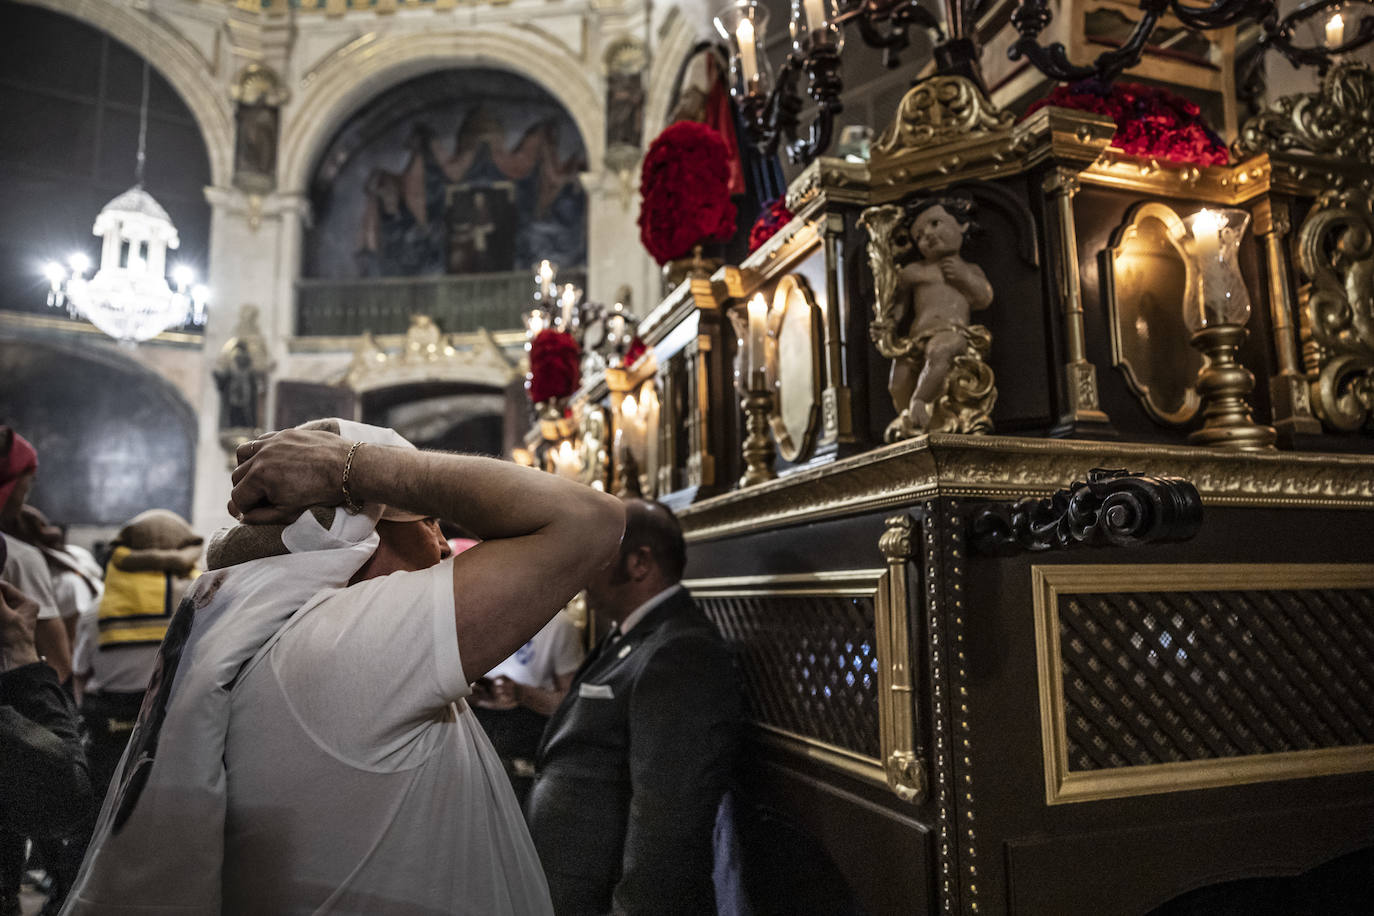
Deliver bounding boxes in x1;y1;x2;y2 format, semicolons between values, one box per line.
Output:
736;748;934;916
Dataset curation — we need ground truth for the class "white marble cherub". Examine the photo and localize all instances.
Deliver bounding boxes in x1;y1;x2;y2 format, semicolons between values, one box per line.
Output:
869;197;996;439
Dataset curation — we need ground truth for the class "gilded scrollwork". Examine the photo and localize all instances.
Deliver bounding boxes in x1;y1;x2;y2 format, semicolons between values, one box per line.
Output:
871;75;1014;160
1233;61;1374;160
1297;187;1374;432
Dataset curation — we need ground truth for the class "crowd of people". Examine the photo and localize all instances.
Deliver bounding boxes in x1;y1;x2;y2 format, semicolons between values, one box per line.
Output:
0;421;743;915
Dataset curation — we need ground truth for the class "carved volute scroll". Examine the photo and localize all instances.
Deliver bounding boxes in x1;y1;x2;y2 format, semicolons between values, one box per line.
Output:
874;514;924;803
871;75;1015;161
968;468;1204;556
1233;61;1374;160
1297;187;1374;432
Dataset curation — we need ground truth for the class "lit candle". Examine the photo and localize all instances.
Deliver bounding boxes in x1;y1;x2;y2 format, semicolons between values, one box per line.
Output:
538;260;555;300
1326;12;1344;48
526;310;547;336
747;293;768;382
622;392;638;421
736;18;759;88
1191;208;1222;261
803;0;828;34
560;284;576;330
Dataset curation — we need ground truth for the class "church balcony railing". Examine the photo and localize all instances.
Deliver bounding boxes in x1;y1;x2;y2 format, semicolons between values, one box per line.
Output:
295;269;585;337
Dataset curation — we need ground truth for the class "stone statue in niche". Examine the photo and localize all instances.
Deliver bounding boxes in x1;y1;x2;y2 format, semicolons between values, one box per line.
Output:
231;65;288;194
861;196;997;439
213;305;275;439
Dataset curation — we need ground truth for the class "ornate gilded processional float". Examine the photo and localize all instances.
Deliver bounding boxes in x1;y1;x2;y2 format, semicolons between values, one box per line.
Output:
527;61;1374;915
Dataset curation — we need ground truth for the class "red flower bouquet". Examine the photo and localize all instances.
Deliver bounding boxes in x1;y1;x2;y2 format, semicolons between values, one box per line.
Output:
623;336;647;368
638;121;738;265
1024;81;1228;167
527;329;581;405
748;197;794;253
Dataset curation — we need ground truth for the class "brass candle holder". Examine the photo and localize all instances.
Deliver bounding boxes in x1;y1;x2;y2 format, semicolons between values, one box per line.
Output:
739;366;777;487
1179;208;1277;451
1188;325;1276;450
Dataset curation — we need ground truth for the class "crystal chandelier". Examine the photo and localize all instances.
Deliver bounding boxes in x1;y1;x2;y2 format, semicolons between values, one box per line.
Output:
43;61;209;343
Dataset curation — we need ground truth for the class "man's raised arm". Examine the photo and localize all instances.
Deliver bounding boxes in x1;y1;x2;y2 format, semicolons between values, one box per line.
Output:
228;429;625;678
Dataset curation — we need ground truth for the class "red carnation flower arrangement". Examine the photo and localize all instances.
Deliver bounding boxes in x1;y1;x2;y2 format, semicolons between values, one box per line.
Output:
638;121;738;265
749;197;794;253
1024;80;1229;167
527;329;581;405
623;336;647;368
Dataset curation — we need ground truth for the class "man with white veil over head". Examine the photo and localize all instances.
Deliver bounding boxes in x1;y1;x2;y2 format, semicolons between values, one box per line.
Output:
62;418;625;915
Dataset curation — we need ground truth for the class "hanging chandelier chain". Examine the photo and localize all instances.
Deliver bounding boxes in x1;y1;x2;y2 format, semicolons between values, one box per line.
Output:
135;59;150;187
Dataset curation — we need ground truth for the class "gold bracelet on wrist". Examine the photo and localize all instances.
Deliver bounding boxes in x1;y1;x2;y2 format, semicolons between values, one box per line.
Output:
341;441;365;513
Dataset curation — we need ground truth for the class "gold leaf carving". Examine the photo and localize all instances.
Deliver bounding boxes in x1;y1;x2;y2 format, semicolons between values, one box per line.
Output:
1297;187;1374;432
872;76;1014;161
1233;61;1374;160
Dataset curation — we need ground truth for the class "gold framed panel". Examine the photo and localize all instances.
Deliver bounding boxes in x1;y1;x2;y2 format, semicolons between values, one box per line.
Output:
685;568;920;799
1032;563;1374;806
766;274;824;463
1103;202;1203;426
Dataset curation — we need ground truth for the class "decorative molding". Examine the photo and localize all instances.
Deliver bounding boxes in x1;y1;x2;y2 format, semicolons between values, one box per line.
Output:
341;318;519;391
875;514;924;804
0;310;202;348
676;434;1374;543
1233;61;1374;161
231;62;289;106
871;75;1015;161
1296;187;1374;433
968;468;1203;556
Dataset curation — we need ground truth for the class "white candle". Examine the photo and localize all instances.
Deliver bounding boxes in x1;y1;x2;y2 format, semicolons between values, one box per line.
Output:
747;293;768;381
1192;209;1222;260
736;18;759;88
1326;12;1344;48
803;0;828;33
538;260;555;300
560;284;576;329
622;392;638;421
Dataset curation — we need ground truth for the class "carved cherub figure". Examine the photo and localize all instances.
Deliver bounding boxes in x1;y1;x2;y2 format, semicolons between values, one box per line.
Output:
862;196;997;439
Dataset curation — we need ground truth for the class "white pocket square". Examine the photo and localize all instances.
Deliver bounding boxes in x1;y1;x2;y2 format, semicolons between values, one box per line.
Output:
578;682;615;700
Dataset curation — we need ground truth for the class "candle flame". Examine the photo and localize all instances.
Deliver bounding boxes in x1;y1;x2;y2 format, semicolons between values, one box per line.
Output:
622;393;638;419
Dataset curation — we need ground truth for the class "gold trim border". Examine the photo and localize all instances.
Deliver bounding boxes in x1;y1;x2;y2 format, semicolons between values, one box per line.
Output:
686;568;910;798
1032;563;1374;806
677;433;1374;544
752;724;886;788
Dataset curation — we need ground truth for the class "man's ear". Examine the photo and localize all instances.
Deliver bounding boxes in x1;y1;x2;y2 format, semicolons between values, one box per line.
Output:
625;545;654;582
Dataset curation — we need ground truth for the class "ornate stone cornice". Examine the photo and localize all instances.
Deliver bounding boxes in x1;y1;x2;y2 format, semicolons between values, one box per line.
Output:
677;434;1374;543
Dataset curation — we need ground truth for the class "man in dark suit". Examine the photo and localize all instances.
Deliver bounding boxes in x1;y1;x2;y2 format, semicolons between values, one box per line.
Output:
527;499;741;915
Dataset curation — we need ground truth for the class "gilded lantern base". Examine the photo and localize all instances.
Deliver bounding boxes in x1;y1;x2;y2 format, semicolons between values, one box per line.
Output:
1188;325;1277;451
739;370;778;487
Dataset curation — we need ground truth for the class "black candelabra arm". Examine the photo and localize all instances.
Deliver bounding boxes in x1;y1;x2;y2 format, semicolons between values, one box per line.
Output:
1008;0;1374;87
785;46;844;164
1262;0;1374;73
839;0;945;68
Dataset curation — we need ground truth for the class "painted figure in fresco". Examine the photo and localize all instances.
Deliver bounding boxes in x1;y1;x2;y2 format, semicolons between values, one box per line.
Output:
863;197;997;439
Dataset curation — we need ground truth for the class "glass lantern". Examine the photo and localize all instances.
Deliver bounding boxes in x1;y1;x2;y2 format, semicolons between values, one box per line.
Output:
1180;208;1252;334
714;2;774;100
790;0;844;56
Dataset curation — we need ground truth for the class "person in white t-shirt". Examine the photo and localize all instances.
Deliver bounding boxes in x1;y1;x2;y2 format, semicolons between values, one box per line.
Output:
471;611;585;804
190;421;622;915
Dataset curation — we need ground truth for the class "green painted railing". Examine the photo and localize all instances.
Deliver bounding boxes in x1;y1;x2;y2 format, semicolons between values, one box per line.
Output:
295;270;584;337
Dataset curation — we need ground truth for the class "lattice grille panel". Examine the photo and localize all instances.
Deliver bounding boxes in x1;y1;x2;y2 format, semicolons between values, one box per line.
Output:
699;594;880;758
1060;589;1374;771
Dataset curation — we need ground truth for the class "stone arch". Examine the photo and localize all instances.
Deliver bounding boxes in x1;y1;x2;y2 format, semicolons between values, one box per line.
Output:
0;336;198;526
14;0;234;189
279;29;604;196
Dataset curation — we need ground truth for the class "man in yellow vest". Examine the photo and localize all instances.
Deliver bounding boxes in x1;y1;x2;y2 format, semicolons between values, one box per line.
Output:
74;510;201;801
